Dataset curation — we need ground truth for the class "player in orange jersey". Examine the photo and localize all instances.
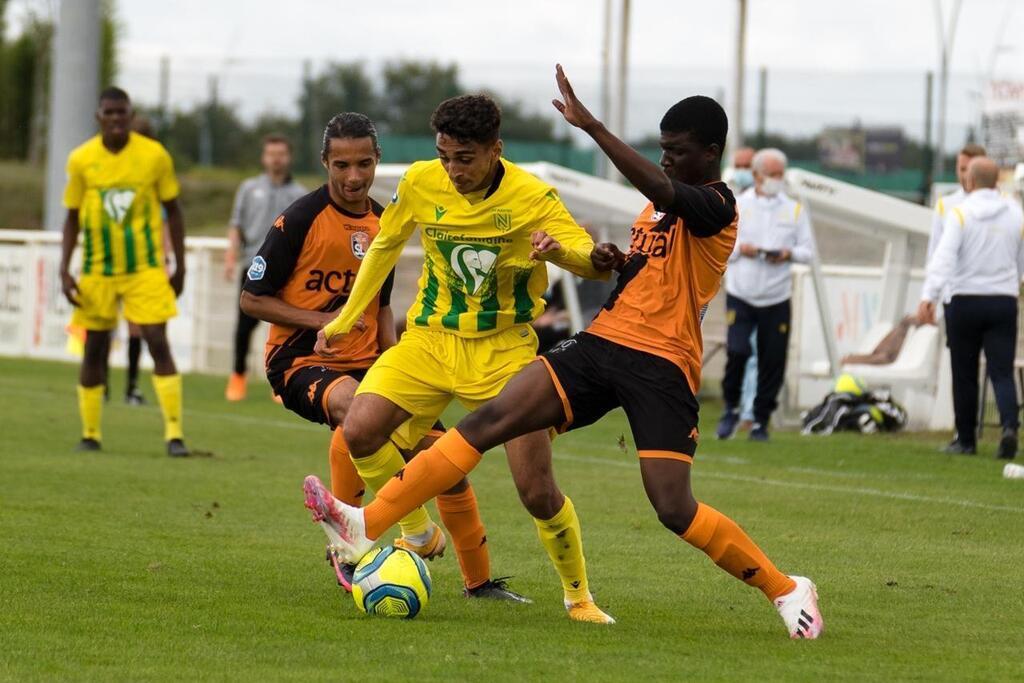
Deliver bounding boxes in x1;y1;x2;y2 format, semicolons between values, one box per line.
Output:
303;67;824;639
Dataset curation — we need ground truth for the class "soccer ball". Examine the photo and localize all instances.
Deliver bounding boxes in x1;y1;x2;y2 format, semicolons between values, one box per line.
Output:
352;546;431;618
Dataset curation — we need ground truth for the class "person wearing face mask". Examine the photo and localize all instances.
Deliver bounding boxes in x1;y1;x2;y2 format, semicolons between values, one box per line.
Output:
716;148;815;441
723;146;755;195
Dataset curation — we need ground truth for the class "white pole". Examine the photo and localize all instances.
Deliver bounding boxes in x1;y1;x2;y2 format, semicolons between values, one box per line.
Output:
610;0;631;182
43;0;101;231
933;0;963;180
731;0;748;155
598;0;613;178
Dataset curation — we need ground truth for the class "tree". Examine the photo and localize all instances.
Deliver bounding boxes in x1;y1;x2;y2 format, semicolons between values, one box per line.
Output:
381;60;460;135
484;92;559;143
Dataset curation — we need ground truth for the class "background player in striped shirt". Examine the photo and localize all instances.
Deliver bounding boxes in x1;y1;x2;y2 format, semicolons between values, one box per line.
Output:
306;67;824;639
59;87;188;457
306;94;616;623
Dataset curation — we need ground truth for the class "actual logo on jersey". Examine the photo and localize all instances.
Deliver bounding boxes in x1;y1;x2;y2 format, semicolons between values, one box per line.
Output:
101;188;136;223
435;205;448;222
438;242;500;296
492;209;513;232
350;231;370;260
247;256;267;281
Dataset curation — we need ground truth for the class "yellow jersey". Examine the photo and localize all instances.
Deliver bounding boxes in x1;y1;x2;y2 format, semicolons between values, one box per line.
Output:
63;132;180;276
324;158;604;339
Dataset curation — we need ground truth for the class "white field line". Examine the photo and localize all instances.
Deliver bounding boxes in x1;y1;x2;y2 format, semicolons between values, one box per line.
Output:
551;452;1024;515
8;378;1020;513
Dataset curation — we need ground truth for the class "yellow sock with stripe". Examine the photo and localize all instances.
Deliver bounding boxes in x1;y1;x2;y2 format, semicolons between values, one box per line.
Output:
77;385;104;441
351;441;433;538
533;496;590;603
151;374;184;441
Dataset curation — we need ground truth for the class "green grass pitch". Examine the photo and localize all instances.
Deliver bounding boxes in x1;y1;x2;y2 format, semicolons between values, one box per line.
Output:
2;357;1023;681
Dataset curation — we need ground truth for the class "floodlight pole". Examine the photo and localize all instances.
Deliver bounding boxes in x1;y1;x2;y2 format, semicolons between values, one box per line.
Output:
597;0;613;178
43;0;101;231
933;0;962;180
731;0;748;156
609;0;631;182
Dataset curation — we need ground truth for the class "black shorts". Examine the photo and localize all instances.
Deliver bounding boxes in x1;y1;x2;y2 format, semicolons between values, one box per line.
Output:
275;365;367;427
540;332;700;459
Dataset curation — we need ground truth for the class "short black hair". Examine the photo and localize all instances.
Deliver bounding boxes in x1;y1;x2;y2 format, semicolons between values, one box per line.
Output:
660;96;728;153
430;95;501;144
98;86;130;104
321;112;381;161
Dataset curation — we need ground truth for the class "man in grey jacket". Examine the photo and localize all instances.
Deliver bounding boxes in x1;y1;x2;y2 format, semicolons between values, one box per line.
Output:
919;157;1024;459
224;134;306;401
716;148;815;441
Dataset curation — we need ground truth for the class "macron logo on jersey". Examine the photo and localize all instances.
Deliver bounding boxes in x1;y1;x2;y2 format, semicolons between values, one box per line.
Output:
247;256;267;281
435;205;448;222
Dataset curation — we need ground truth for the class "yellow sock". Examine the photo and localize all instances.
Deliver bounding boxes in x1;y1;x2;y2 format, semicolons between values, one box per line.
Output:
351;440;433;538
77;385;104;441
151;374;183;441
534;496;590;603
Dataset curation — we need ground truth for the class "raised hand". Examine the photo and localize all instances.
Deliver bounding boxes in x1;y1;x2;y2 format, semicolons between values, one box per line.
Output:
551;64;598;131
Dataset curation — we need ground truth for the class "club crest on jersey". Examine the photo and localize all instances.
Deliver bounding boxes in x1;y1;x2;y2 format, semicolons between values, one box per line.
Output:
351;231;370;260
439;242;500;296
492;209;513;232
247;256;267;281
101;188;136;223
650;210;666;221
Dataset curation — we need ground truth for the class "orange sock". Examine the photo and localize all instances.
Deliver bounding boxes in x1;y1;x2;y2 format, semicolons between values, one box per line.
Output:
365;429;482;540
437;484;490;589
328;428;364;507
681;502;796;600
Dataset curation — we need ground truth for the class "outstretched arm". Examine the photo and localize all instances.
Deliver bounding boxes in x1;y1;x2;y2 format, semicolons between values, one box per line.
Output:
552;64;674;208
552;64;734;237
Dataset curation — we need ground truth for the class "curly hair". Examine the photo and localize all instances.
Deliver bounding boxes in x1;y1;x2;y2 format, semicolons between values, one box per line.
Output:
430;94;502;144
321;112;381;161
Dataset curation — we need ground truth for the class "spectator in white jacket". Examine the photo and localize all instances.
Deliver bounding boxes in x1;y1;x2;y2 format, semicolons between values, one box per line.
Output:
716;148;815;442
919;156;1024;459
926;144;987;305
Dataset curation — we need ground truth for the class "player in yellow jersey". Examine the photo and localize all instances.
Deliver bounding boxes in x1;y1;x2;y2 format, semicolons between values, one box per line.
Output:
303;95;617;623
58;87;189;457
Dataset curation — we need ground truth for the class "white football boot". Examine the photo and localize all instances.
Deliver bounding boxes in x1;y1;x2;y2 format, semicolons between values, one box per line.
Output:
773;576;824;639
302;475;375;563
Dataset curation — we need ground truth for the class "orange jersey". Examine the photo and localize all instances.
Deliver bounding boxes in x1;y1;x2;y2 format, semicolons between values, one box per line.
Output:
241;185;394;386
587;182;737;393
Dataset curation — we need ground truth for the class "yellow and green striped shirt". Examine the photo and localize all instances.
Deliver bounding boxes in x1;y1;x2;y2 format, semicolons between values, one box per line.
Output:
324;158;604;339
63;132;179;276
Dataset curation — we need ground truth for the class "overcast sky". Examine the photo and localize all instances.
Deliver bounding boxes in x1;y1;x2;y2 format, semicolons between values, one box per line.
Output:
7;0;1024;147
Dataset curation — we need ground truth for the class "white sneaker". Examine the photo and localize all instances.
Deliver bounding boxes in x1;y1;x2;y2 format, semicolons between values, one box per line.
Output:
302;475;375;563
773;576;824;639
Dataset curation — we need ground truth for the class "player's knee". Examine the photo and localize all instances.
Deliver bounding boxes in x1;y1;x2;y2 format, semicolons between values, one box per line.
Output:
654;499;697;535
341;416;386;458
516;480;561;520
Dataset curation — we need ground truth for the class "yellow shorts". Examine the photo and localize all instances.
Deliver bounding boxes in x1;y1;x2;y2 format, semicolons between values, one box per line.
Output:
356;324;539;450
71;269;177;331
